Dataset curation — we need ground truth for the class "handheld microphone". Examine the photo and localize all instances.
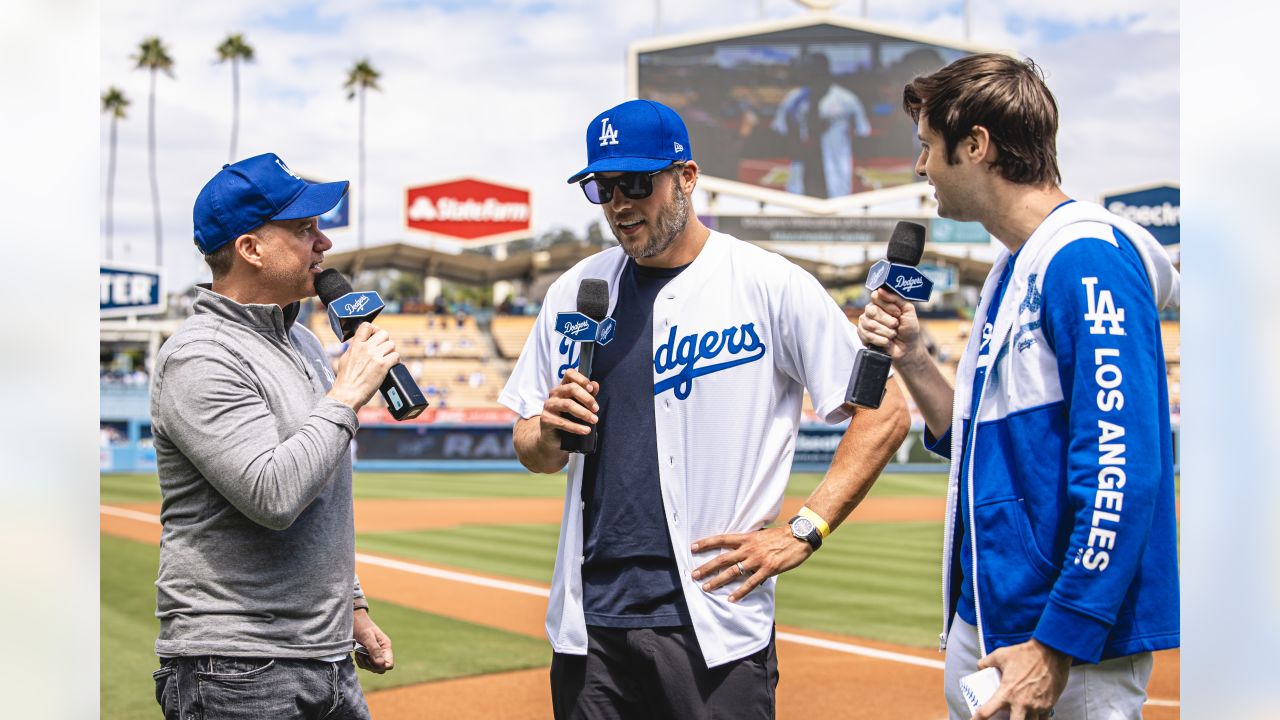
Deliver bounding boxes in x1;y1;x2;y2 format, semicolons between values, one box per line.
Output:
315;268;429;421
559;279;610;454
847;221;932;409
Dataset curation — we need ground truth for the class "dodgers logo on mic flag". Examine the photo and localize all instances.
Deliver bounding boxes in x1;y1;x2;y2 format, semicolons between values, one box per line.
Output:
866;259;934;303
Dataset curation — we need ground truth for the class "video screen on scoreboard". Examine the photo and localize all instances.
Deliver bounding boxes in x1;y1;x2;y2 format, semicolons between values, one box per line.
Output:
636;23;969;200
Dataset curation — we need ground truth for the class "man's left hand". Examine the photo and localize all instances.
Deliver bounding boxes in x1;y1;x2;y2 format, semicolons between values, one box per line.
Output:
690;526;813;603
972;638;1071;720
353;608;395;673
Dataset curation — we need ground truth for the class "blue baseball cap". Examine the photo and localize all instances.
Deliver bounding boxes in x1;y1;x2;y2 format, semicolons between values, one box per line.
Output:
566;99;693;184
193;153;349;255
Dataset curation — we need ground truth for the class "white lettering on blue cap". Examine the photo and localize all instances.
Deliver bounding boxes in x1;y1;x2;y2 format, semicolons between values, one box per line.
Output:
598;117;619;147
275;157;301;180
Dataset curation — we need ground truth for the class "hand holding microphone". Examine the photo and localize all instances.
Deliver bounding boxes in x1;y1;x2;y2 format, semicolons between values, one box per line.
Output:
859;289;924;362
533;279;612;455
848;221;932;408
326;322;401;411
316;269;429;420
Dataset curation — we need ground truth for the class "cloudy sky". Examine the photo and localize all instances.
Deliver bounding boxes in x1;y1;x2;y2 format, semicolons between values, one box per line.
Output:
99;0;1178;290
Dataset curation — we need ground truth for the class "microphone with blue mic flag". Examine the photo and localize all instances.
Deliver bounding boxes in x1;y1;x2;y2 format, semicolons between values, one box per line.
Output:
847;221;933;409
555;279;614;454
315;268;429;421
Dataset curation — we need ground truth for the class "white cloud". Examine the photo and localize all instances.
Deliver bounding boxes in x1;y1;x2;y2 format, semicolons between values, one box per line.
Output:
100;0;1178;289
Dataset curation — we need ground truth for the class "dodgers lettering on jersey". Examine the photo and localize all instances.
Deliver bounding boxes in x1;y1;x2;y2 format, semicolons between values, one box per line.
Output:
652;322;766;400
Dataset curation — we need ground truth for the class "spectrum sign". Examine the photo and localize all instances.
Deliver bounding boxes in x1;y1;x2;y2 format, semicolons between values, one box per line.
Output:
405;178;532;243
1102;184;1179;246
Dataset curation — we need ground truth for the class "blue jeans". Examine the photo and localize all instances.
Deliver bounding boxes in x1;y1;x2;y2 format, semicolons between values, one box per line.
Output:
152;656;371;720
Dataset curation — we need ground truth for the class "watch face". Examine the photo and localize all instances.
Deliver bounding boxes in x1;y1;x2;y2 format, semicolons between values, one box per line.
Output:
792;517;815;537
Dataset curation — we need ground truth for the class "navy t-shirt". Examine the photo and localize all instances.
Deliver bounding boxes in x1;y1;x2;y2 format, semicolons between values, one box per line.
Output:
581;258;692;628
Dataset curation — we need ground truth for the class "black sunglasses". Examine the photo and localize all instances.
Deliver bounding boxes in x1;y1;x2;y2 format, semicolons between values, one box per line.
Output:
579;163;683;204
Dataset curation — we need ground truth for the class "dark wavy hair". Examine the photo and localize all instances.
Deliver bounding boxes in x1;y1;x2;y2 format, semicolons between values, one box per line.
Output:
903;53;1061;187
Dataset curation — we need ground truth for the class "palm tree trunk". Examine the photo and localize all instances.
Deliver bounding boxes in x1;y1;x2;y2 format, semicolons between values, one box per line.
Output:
230;58;240;162
148;68;163;268
106;115;117;261
358;86;366;250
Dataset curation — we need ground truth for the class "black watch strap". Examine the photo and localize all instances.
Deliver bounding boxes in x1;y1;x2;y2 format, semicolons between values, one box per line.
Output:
788;514;822;550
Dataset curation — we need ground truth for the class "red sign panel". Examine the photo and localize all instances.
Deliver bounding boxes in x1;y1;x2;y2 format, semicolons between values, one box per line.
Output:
405;178;531;241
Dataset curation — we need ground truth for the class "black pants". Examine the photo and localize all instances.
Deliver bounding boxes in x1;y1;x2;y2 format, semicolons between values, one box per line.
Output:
551;626;778;720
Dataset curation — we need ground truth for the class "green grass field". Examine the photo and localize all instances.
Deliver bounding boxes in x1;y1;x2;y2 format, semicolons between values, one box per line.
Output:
101;534;551;720
99;469;955;717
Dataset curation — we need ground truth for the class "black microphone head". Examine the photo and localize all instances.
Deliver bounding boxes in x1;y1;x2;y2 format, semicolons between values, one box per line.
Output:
886;221;927;266
577;279;610;321
315;268;354;307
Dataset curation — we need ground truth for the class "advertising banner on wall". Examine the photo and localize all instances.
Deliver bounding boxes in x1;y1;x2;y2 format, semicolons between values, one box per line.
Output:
100;263;165;317
405;178;532;244
1102;184;1179;246
308;177;350;231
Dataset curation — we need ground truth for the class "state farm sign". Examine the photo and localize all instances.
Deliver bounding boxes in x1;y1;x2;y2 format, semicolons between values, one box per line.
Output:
405;178;531;242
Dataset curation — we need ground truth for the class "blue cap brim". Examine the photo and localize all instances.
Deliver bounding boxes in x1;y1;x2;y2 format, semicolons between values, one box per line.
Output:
275;180;349;221
566;157;673;184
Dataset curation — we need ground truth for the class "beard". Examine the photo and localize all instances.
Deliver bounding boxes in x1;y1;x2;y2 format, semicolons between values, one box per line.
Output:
612;176;690;260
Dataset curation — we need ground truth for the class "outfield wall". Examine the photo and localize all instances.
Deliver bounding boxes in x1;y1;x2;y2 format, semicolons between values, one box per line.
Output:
100;420;1181;475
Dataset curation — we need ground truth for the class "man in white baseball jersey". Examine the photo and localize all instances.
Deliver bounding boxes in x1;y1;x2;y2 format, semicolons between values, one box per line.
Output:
500;98;910;719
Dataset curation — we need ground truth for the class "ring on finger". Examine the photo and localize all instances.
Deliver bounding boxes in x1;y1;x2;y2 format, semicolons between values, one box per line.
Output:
735;561;748;578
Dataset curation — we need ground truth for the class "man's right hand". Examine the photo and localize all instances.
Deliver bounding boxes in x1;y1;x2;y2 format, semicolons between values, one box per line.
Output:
327;323;399;411
512;369;599;473
536;369;599;452
857;288;925;364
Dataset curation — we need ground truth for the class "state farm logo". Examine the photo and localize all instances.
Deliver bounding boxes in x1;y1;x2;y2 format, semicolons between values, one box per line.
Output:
405;178;532;241
408;196;529;223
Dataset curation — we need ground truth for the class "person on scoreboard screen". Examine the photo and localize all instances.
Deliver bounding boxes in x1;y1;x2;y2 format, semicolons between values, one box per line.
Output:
857;54;1180;720
500;98;909;719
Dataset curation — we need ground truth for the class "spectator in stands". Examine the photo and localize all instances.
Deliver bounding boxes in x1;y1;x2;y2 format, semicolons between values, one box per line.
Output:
857;55;1180;719
150;153;396;720
503;98;908;719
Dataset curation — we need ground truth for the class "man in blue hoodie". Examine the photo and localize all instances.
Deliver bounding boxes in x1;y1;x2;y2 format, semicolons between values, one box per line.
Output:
858;54;1179;719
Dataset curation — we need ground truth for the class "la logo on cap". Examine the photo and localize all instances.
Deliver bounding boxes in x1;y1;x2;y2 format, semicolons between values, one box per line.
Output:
598;117;619;147
275;157;300;180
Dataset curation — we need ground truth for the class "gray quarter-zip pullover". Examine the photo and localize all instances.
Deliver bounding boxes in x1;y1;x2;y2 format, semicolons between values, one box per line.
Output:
150;285;366;658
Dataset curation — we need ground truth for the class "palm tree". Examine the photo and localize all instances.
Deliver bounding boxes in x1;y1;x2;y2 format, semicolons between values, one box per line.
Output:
344;58;382;250
216;33;254;162
101;87;130;261
133;36;175;269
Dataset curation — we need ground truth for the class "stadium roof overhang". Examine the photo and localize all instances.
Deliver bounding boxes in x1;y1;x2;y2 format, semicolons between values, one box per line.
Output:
320;241;607;284
776;247;995;288
322;240;994;291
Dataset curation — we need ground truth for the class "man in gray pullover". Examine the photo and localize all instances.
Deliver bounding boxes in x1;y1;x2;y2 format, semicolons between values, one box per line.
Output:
149;153;399;719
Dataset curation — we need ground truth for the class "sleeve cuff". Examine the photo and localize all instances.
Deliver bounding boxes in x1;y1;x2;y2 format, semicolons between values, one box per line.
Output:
923;425;952;460
1033;598;1112;664
314;397;360;435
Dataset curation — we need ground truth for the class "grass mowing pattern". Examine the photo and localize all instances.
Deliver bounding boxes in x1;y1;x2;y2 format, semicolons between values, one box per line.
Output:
776;521;942;647
358;520;944;648
787;472;949;498
101;471;567;505
352;471;566;500
101;473;162;504
358;524;562;585
102;534;551;720
103;470;940;506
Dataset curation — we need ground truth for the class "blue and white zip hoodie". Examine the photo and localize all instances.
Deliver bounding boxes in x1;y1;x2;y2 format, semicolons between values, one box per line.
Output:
926;200;1180;664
